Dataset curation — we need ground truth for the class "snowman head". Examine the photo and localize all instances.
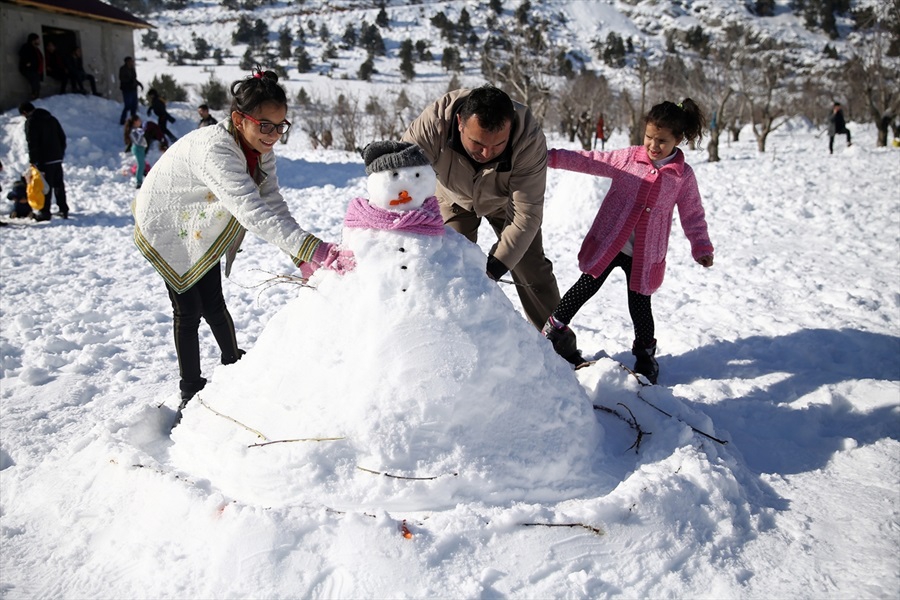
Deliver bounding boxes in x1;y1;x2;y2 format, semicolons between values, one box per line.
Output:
362;141;436;212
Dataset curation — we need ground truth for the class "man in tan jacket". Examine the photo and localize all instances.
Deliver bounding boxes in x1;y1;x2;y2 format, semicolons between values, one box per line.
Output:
402;85;560;330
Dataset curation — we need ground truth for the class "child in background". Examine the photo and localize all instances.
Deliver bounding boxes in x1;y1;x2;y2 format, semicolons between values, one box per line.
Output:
7;175;32;218
146;88;178;143
543;98;715;383
124;115;149;189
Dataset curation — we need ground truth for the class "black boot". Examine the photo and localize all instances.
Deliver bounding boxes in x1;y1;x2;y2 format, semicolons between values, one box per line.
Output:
179;376;207;401
631;339;659;384
542;317;585;366
221;349;246;365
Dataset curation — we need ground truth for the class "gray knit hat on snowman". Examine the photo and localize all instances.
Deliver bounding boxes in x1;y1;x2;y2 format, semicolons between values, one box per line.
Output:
362;141;430;176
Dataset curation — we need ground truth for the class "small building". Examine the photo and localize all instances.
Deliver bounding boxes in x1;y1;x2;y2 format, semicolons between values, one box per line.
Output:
0;0;152;112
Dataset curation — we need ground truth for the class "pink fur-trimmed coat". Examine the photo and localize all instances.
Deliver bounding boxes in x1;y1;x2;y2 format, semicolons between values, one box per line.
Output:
548;146;713;295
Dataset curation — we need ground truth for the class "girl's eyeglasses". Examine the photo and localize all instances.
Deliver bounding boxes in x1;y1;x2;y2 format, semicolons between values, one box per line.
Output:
239;112;291;135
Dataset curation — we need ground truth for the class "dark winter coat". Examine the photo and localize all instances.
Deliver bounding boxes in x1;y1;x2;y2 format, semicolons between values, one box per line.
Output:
401;88;548;271
24;108;66;166
18;42;43;77
829;108;848;135
148;96;175;124
119;64;140;92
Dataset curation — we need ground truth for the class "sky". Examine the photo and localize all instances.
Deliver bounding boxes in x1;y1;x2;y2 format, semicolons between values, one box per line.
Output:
0;88;897;598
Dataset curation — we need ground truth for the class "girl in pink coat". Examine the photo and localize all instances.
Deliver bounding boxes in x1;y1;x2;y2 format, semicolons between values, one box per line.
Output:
542;99;714;383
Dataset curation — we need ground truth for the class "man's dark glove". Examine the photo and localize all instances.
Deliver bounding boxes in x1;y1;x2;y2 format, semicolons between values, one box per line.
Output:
486;255;509;281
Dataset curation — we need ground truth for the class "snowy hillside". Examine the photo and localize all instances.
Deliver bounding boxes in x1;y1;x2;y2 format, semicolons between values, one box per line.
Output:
0;82;897;598
119;0;895;136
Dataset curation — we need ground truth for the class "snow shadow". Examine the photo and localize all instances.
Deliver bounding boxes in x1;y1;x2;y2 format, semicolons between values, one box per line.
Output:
275;157;363;189
664;328;900;475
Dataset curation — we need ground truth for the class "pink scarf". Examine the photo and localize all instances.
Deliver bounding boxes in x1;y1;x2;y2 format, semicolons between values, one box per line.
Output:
344;196;445;236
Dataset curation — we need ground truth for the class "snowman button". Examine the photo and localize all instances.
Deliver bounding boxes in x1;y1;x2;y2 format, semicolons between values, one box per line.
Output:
399;247;406;252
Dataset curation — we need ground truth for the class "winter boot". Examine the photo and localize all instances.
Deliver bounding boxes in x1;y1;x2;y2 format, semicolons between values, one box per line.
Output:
171;377;207;430
631;339;659;384
221;349;246;365
179;376;207;402
542;316;585;366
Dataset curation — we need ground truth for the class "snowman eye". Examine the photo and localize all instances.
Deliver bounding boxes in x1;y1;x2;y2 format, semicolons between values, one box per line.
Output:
392;172;399;178
415;173;420;177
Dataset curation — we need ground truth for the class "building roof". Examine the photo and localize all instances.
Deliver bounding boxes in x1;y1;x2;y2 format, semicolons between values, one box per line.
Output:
4;0;153;29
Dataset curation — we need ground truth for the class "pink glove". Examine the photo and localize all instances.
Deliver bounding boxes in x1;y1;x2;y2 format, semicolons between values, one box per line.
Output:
321;244;356;275
299;242;356;279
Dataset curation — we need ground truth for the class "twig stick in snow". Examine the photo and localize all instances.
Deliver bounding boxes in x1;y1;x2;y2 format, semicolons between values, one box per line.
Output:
593;402;650;453
196;396;268;440
248;436;346;448
614;363;729;445
356;466;458;480
522;522;604;536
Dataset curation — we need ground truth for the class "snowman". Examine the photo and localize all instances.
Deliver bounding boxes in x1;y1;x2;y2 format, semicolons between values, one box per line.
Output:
168;141;601;511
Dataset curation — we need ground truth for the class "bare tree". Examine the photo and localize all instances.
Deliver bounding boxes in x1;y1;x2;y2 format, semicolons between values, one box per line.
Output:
687;26;742;162
620;51;653;146
737;51;795;152
295;94;334;150
553;71;611;149
334;93;362;152
844;4;900;146
479;13;553;123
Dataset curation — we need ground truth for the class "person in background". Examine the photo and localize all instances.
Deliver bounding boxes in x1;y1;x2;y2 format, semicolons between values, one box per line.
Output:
44;41;68;94
124;116;149;189
543;99;715;383
143;120;169;152
595;113;605;150
828;101;851;154
7;175;32;219
132;68;354;411
68;47;99;96
401;84;561;330
18;33;44;100
147;89;178;143
18;102;69;221
118;56;143;125
197;104;217;128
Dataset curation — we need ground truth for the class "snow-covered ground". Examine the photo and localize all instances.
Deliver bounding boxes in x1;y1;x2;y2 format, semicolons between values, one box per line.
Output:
0;94;898;598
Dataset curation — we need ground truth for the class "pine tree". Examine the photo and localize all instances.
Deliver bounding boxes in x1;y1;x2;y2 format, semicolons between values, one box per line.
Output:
295;46;312;72
399;39;416;81
278;25;293;60
441;46;462;72
358;57;376;81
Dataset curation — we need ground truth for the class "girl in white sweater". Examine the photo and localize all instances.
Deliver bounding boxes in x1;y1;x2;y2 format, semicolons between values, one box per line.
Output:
133;68;353;410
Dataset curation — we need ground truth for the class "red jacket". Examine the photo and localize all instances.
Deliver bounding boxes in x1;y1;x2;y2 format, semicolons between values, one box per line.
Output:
548;145;713;295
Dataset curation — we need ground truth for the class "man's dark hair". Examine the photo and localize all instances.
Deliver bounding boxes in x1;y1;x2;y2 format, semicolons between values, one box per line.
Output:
198;104;209;111
18;102;35;116
458;84;515;132
27;33;39;43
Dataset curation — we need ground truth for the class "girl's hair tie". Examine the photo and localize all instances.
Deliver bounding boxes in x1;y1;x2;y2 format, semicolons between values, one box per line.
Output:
253;71;263;79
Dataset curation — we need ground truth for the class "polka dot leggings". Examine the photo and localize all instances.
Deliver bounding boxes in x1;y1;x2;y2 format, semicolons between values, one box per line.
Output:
552;252;655;345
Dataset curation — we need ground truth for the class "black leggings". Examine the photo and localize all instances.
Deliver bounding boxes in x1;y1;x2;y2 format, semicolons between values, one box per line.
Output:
166;266;241;385
553;252;655;345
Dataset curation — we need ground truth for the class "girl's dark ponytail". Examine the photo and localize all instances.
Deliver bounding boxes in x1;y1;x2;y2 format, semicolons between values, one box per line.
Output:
229;66;287;115
645;98;707;145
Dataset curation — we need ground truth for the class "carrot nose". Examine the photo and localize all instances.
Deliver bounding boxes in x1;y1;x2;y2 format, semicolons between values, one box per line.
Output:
389;190;412;206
